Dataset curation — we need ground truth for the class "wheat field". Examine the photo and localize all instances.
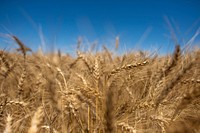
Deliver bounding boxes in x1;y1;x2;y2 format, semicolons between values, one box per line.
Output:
0;36;200;133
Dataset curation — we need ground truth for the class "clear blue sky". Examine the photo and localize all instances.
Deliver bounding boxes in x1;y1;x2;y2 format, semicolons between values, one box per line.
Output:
0;0;200;54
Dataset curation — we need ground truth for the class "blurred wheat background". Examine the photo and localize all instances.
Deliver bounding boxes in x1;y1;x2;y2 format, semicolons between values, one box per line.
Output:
0;36;199;133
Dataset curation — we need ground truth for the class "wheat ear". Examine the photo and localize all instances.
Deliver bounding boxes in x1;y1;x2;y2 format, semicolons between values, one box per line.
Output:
28;106;43;133
3;114;12;133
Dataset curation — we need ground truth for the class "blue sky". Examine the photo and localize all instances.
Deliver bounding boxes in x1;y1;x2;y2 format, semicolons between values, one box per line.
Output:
0;0;200;54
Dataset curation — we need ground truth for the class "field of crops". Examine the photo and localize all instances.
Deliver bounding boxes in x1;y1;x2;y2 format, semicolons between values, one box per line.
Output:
0;36;200;133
